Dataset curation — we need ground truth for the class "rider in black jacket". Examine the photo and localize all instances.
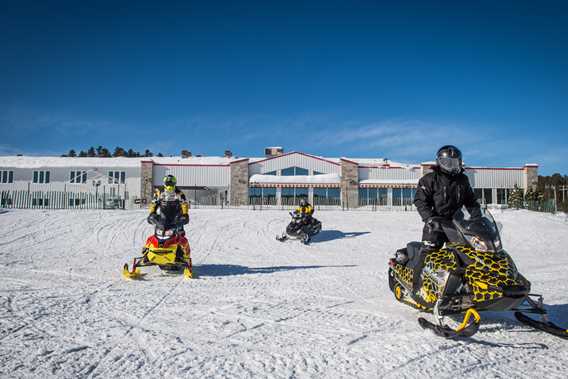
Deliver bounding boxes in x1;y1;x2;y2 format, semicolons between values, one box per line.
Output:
414;145;482;247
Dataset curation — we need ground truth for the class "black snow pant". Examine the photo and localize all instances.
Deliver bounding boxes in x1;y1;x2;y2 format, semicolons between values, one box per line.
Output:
412;223;449;292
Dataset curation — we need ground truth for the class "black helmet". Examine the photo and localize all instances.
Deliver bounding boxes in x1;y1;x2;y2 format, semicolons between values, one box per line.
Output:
299;199;308;207
436;145;463;175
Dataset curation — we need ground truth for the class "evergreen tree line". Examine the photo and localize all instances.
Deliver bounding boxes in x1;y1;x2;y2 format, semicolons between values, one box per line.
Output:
62;146;164;158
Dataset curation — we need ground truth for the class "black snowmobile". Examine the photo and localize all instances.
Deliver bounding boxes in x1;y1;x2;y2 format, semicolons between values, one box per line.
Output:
388;207;568;339
276;211;322;244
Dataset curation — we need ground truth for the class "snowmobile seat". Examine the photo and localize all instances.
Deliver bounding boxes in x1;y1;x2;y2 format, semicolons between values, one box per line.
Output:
405;241;425;270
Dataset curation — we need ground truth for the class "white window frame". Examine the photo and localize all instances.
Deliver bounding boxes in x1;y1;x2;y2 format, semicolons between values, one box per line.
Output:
32;170;50;184
70;170;87;184
1;170;14;183
108;170;126;184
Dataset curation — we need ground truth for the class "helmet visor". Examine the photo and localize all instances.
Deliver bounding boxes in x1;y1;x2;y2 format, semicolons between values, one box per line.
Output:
438;157;462;173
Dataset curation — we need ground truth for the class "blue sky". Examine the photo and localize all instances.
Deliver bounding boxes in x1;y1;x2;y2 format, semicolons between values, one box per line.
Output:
1;1;567;174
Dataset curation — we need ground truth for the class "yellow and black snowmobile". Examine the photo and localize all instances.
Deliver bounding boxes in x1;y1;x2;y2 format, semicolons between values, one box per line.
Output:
388;207;567;339
123;217;193;280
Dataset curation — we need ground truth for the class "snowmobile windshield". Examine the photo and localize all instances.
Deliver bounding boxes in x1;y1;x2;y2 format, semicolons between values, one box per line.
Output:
453;207;502;252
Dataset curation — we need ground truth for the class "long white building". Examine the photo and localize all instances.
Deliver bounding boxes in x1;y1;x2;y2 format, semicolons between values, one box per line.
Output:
0;150;538;209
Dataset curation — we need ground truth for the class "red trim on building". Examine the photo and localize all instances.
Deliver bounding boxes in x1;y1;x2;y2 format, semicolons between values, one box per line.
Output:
250;182;340;188
230;158;249;164
152;163;230;167
465;167;524;171
358;164;420;170
339;157;359;165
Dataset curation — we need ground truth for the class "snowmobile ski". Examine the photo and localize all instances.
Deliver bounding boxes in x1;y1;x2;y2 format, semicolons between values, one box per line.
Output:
122;262;142;280
515;312;568;340
418;308;481;339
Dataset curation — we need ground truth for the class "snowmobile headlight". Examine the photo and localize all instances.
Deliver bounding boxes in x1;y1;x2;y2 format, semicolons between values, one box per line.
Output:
156;228;174;239
465;234;490;252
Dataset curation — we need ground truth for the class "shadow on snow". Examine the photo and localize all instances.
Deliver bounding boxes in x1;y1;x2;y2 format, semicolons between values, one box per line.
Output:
196;264;356;277
310;230;370;243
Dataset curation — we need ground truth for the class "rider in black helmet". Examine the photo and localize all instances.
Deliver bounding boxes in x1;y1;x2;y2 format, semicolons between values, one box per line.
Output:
405;145;482;291
414;145;481;247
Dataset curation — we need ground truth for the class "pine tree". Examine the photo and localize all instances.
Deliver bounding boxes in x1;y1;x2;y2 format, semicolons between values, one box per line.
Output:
79;150;87;157
113;147;126;157
87;147;96;157
181;149;192;158
157;153;164;157
144;149;153;157
508;185;524;209
68;149;77;157
96;146;103;157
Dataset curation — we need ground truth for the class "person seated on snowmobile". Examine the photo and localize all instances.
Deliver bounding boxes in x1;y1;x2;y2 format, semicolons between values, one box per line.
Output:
148;175;189;232
295;199;314;224
408;145;482;289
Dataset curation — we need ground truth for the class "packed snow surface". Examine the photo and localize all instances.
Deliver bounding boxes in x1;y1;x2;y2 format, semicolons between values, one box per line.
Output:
1;209;567;378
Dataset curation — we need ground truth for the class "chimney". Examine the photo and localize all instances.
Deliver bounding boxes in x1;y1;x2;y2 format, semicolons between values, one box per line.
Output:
264;146;284;157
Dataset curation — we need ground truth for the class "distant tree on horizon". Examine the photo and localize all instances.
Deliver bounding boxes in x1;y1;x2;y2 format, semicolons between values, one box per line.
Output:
113;147;126;157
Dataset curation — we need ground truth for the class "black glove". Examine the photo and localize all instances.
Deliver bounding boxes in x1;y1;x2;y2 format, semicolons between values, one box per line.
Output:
426;217;444;233
147;213;159;225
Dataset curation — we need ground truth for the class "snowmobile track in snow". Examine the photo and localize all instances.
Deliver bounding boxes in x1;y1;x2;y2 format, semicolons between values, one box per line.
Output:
0;209;567;378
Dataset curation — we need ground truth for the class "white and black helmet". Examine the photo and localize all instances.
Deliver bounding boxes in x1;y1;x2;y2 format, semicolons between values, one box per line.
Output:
436;145;463;175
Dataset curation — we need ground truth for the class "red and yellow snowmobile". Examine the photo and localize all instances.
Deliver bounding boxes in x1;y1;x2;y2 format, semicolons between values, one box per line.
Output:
123;219;193;280
388;207;567;339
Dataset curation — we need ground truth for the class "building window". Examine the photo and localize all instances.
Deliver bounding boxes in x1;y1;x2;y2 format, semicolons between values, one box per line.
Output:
497;189;507;204
281;167;309;176
32;170;50;184
281;187;308;206
392;188;402;206
313;171;325;175
483;188;493;204
359;188;389;206
108;171;126;184
1;170;14;183
249;187;277;206
474;188;483;203
32;198;48;206
264;171;277;175
314;187;340;206
70;170;87;183
402;188;416;206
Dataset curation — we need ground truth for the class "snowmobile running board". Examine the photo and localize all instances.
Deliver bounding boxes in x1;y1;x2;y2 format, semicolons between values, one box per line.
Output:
515;312;568;340
419;308;481;339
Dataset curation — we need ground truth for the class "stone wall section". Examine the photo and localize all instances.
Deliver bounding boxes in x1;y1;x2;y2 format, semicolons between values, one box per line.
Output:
140;161;154;206
523;164;539;192
230;159;250;206
340;159;359;209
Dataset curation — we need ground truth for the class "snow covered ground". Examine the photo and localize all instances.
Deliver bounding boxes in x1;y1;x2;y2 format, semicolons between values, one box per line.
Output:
0;208;567;378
